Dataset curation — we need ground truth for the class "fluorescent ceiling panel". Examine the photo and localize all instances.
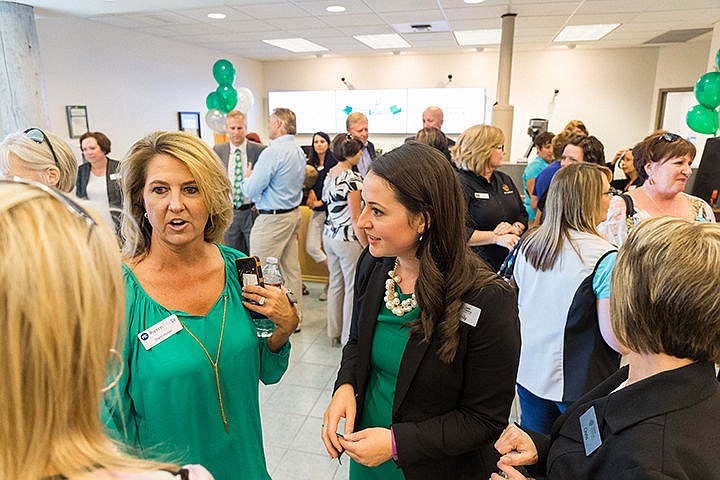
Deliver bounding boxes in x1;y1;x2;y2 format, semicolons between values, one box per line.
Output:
453;29;501;46
353;33;410;49
262;38;329;52
554;23;620;42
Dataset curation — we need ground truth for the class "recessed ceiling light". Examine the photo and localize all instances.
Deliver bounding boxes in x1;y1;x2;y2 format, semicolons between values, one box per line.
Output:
453;29;501;46
464;0;486;3
326;5;346;13
353;33;410;49
262;38;329;53
207;13;226;20
554;23;620;42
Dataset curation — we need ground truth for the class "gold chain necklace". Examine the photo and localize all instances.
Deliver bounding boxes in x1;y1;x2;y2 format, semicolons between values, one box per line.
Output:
642;187;687;218
176;295;229;433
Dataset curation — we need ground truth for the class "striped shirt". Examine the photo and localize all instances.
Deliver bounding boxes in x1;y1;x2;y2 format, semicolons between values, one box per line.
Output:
322;169;363;241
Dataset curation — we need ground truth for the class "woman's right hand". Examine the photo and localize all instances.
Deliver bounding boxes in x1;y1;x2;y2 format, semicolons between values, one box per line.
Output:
321;383;356;459
494;424;539;467
495;233;520;251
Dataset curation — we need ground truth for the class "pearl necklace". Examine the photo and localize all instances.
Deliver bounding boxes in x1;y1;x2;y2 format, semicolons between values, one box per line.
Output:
384;259;418;317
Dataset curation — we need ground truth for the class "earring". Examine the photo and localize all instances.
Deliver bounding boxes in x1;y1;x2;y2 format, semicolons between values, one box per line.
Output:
648;177;655;186
419;234;424;242
144;212;149;219
101;348;124;393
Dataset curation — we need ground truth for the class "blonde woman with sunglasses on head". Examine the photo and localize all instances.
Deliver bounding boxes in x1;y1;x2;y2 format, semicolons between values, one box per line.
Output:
0;128;77;192
0;177;213;479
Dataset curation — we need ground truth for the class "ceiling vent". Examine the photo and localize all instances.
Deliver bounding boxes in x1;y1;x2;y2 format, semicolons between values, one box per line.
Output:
644;28;712;44
393;20;451;34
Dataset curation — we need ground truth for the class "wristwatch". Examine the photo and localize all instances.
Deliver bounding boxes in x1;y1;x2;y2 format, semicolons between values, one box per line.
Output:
285;290;298;306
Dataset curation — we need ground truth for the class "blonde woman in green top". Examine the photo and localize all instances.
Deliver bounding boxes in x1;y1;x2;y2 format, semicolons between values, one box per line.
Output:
104;131;299;480
321;143;521;480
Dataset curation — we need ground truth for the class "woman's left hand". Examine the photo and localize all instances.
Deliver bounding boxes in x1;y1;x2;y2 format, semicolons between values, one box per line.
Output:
339;427;393;467
242;284;299;351
495;221;523;236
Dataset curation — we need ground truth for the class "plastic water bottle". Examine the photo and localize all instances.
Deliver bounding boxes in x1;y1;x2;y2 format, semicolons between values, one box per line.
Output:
263;257;283;288
252;257;282;338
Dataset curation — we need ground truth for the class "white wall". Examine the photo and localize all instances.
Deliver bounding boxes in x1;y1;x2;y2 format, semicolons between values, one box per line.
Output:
35;16;264;162
264;45;709;163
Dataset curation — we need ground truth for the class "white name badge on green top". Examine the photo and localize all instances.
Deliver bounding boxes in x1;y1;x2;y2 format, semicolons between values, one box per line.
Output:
138;314;183;350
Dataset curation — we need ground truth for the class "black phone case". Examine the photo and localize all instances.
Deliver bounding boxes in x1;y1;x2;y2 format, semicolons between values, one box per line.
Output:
235;257;267;319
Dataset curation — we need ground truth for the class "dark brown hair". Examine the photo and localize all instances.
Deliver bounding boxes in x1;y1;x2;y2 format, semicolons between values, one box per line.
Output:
415;127;448;153
533;131;555;148
632;130;696;181
80;132;111;155
369;143;505;363
564;135;605;165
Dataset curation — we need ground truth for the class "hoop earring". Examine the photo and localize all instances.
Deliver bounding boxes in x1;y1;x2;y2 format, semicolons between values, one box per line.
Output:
101;348;124;393
143;212;149;219
648;177;655;186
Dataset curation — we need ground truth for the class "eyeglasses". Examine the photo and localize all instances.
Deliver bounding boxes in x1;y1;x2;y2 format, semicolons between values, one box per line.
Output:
24;128;60;168
0;176;97;238
494;145;505;151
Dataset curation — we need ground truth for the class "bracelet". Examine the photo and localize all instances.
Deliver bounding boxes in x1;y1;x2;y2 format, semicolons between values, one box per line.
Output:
390;426;398;461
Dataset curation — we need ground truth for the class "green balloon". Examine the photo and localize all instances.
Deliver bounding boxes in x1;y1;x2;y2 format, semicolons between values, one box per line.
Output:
695;72;720;108
716;48;720;71
212;59;236;86
686;104;718;135
206;92;221;110
215;85;238;113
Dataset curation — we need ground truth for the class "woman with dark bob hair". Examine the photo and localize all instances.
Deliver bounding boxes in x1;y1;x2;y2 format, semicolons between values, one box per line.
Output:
493;217;720;479
321;142;521;479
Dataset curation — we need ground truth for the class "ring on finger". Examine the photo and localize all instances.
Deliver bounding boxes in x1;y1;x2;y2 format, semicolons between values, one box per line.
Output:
258;296;266;306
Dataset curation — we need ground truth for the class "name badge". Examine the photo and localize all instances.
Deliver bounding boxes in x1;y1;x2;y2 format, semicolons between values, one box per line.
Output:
109;173;121;181
138;314;183;350
474;192;490;199
459;302;481;327
579;405;602;456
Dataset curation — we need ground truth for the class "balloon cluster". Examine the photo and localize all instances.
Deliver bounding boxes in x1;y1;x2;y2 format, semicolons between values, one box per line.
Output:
686;49;720;135
205;59;255;133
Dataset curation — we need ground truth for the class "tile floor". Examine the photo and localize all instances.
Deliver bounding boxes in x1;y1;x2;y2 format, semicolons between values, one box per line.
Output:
260;281;348;480
260;281;521;480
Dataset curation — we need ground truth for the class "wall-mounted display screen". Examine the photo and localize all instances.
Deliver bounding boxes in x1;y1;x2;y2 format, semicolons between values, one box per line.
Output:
269;88;486;134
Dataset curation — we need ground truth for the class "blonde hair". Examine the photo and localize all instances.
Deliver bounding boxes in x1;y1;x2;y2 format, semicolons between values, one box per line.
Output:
0;181;177;478
345;112;368;130
226;110;246;122
521;163;611;271
611;217;720;362
451;124;504;175
0;130;77;192
121;131;232;260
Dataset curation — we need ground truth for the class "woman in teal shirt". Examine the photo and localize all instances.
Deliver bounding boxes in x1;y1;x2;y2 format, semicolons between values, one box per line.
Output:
104;131;299;480
321;143;521;480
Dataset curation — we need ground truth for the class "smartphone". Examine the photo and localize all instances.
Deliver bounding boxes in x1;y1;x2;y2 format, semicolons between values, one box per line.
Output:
236;256;266;319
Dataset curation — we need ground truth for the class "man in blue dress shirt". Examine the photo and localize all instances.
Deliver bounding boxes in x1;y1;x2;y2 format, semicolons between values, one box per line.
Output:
242;107;306;324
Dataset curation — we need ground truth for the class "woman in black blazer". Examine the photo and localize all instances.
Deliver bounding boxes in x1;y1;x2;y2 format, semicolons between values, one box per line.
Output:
321;143;521;480
492;217;720;480
76;131;122;231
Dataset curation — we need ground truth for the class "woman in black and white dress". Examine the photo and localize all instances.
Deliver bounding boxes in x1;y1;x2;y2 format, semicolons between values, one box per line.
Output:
322;134;367;346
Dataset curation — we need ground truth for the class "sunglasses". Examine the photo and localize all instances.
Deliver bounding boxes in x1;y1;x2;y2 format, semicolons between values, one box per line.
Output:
0;176;97;238
24;128;60;168
654;132;681;145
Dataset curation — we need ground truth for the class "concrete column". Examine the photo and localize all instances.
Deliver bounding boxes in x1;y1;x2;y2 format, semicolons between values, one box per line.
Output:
0;2;49;138
492;13;517;160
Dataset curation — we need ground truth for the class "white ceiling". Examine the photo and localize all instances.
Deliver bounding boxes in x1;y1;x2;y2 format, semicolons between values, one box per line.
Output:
25;0;720;61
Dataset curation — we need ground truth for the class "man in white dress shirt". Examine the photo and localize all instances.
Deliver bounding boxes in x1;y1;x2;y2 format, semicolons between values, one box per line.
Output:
213;110;265;254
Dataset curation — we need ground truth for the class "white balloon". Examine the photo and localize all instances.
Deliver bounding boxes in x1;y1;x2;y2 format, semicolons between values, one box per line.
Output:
236;87;255;114
206;109;227;133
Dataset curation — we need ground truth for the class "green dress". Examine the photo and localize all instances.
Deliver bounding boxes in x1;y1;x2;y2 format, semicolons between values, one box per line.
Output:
350;291;418;480
104;244;290;480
